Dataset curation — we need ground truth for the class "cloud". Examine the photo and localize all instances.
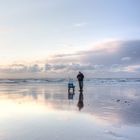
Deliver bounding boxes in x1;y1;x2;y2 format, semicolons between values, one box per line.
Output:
47;39;140;77
0;64;43;73
121;57;131;61
105;131;126;138
73;22;87;27
0;39;140;78
80;40;140;66
123;65;140;73
48;39;140;66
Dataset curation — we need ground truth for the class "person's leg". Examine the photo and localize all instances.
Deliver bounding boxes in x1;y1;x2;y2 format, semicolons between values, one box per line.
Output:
79;81;83;90
78;81;81;90
80;81;83;90
81;80;83;90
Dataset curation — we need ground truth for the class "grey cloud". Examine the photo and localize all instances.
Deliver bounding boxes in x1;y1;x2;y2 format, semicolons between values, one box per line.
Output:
52;64;67;70
105;131;126;138
135;67;140;72
0;64;43;73
0;63;105;74
45;64;98;71
121;57;131;61
45;64;68;71
45;64;52;71
118;40;140;64
50;40;140;67
57;40;140;76
128;65;140;72
53;53;78;58
27;64;43;73
0;39;140;77
82;40;140;66
66;64;105;71
45;39;140;75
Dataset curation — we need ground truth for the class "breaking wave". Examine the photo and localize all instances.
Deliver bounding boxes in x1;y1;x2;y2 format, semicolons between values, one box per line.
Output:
0;78;140;85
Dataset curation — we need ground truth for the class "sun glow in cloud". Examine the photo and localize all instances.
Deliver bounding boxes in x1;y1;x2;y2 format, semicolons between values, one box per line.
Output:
100;40;121;52
123;65;140;73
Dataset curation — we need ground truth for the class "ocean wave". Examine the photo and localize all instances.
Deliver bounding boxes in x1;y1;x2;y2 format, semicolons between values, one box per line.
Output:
0;79;67;84
0;78;139;85
86;78;140;85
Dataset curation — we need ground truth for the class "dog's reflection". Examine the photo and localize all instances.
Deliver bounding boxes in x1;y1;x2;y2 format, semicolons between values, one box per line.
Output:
68;91;75;100
77;90;84;111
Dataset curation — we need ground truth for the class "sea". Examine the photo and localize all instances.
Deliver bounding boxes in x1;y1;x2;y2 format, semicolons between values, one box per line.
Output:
0;78;140;85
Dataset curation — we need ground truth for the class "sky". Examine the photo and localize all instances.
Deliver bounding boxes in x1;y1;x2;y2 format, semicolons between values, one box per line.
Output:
0;0;140;78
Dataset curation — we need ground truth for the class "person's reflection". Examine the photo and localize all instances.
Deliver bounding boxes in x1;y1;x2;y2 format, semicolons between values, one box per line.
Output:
77;90;84;111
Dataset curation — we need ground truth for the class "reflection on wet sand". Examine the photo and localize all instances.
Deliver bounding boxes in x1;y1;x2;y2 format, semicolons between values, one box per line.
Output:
77;90;84;111
0;83;140;140
0;84;140;126
68;90;75;100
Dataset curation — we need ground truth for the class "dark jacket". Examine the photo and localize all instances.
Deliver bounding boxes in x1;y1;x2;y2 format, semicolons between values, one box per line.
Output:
77;73;84;81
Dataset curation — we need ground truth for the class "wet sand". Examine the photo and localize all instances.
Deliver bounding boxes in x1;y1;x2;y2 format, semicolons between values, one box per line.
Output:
0;82;140;140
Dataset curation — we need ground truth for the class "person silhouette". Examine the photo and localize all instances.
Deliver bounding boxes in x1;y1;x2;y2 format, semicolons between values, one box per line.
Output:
77;90;84;111
77;72;84;91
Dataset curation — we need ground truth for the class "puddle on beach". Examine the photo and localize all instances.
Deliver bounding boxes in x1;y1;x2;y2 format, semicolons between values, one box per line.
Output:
0;83;140;140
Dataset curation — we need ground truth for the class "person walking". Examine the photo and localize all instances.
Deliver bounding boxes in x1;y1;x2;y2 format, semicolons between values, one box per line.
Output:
77;71;84;91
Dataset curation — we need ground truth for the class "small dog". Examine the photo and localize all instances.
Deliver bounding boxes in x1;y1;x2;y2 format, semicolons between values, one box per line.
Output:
68;79;75;93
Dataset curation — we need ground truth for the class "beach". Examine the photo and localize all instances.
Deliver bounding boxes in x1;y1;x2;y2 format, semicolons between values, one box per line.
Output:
0;79;140;140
